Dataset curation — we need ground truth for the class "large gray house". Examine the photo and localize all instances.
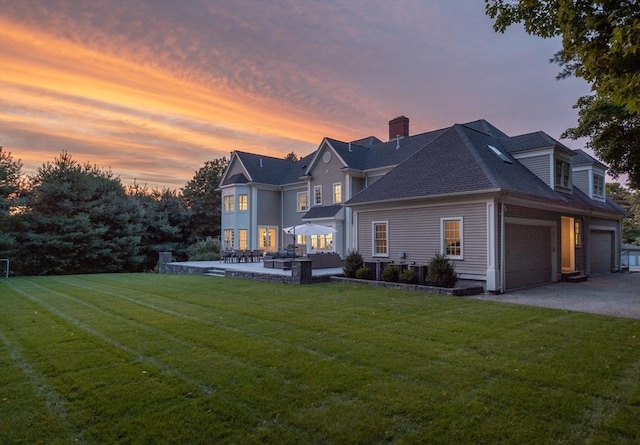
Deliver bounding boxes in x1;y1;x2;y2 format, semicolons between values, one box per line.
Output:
218;116;624;292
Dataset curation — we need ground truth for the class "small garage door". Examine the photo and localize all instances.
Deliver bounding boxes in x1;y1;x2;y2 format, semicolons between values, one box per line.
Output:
505;224;552;290
590;230;613;275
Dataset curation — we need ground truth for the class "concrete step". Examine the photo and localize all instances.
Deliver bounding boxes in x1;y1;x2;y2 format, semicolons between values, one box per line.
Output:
562;271;588;282
204;268;226;278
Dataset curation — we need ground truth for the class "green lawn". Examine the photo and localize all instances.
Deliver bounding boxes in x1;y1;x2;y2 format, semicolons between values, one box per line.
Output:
1;274;638;444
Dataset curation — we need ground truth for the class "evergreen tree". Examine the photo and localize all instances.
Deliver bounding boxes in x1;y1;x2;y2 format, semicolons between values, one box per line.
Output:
15;151;143;275
0;147;23;258
129;183;191;270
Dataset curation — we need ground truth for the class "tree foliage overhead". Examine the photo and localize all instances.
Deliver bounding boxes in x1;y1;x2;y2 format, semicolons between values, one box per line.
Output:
486;0;640;188
607;182;640;245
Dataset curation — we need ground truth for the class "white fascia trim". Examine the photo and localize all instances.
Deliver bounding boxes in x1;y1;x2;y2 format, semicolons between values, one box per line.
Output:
510;148;554;160
346;189;502;209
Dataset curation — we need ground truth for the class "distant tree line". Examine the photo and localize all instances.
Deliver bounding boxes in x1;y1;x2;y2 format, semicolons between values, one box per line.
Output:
0;147;228;275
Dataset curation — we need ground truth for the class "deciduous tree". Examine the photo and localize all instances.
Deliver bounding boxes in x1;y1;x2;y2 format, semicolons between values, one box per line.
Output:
486;0;640;188
182;157;228;242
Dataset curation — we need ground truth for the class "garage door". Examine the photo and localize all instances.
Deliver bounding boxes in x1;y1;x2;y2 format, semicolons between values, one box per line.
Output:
505;224;552;290
590;231;613;275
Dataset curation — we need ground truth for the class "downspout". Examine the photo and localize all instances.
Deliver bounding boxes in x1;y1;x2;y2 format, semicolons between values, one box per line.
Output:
500;201;506;293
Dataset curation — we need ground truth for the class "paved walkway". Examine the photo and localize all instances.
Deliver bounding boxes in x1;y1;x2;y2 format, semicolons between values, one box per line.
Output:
472;272;640;319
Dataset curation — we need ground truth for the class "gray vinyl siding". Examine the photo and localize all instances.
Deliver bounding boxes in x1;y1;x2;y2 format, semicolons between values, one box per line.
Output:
518;154;551;187
356;201;487;275
282;187;306;228
351;177;366;199
309;148;345;205
573;170;589;195
256;189;280;226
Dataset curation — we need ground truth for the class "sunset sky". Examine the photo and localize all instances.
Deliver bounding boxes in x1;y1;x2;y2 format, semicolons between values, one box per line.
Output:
0;0;593;190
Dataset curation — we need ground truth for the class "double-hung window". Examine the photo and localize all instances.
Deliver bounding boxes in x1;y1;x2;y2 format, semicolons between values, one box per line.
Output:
593;173;604;198
314;185;322;206
238;194;248;211
297;192;308;212
555;159;570;188
238;229;248;249
223;195;234;212
223;229;234;250
333;183;342;203
441;217;463;259
372;221;388;256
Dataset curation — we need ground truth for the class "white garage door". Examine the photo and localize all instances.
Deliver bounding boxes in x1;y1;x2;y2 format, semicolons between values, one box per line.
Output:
590;230;613;275
505;224;552;290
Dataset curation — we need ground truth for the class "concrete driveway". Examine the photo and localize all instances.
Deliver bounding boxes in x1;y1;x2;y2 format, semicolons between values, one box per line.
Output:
472;272;640;319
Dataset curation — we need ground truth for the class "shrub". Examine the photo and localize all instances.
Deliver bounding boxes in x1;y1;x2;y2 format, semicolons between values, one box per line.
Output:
343;250;364;278
355;266;372;280
381;264;399;282
426;253;457;288
399;268;418;284
186;237;221;261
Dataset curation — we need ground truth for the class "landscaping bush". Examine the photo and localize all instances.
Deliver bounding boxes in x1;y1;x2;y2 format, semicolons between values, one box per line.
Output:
399;267;418;284
343;249;364;278
186;237;221;261
355;266;373;280
381;264;399;282
426;253;457;288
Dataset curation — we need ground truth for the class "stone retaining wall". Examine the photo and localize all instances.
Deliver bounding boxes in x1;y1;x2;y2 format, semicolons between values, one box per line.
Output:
330;276;484;296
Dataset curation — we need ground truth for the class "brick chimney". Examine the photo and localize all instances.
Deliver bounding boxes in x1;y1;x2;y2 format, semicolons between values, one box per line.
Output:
389;115;409;140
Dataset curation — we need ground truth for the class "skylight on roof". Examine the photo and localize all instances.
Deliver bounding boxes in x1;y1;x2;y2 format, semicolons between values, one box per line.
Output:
487;145;513;164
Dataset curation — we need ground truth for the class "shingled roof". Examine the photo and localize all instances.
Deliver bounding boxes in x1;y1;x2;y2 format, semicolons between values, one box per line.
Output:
346;122;621;213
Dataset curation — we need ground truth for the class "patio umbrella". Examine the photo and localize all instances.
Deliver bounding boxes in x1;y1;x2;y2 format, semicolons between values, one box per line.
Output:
283;223;336;258
283;223;337;236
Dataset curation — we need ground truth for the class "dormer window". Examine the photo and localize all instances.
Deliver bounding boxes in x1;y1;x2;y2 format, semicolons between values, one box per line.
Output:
593;173;604;197
555;159;570;188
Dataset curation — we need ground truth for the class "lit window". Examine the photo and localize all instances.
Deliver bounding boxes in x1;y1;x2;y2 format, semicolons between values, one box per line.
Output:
574;220;581;248
223;195;234;212
311;233;333;251
441;218;463;259
223;229;234;250
238;229;247;249
333;183;342;203
238;194;248;211
373;221;388;256
314;185;322;205
593;173;604;197
297;192;308;212
555;159;570;188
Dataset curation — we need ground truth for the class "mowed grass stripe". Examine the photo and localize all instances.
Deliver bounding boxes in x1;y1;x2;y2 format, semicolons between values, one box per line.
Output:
1;275;638;444
1;280;295;443
60;275;636;397
42;276;640;415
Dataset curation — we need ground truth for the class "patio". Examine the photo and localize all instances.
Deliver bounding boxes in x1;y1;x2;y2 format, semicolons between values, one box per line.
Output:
163;259;343;278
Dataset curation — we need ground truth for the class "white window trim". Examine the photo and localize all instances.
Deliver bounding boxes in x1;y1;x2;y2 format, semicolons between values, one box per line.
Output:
223;194;234;213
314;185;322;206
238;194;248;211
555;158;571;189
441;217;463;260
593;173;605;198
297;191;308;213
372;220;389;257
333;182;343;204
